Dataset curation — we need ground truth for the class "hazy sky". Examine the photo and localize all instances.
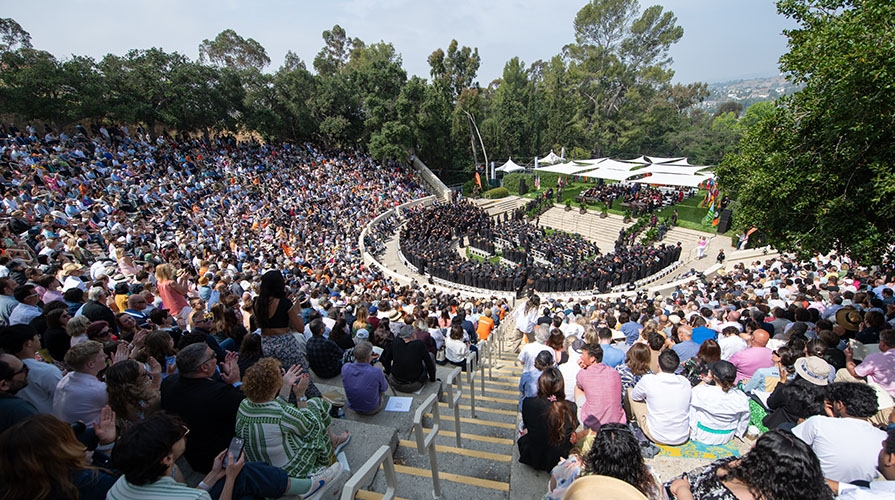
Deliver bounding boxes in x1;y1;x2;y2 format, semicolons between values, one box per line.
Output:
5;0;797;85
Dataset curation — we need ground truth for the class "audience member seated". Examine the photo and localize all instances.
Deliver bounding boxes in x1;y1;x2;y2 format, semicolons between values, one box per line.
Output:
445;323;472;371
547;423;666;500
53;340;111;426
792;382;886;484
0;324;62;414
0;353;37;433
730;328;773;384
630;349;691;445
596;327;625;368
832;428;895;498
689;360;750;445
518;367;578;471
305;318;344;379
680;339;721;387
105;358;162;428
109;413;337;500
519;350;554;411
380;324;436;393
236;358;347;480
160;343;244;474
576;343;626;426
666;429;834;500
342;340;388;415
0;413;118;499
742;345;800;393
762;357;829;431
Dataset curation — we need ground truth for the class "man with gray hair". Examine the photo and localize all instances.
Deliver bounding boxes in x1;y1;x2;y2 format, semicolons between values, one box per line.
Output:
80;286;118;335
381;324;436;393
342;340;389;415
518;324;553;374
161;342;244;474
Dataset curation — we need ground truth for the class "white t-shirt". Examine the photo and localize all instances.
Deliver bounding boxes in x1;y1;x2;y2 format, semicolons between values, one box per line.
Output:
631;372;692;445
518;342;552;374
792;415;886;483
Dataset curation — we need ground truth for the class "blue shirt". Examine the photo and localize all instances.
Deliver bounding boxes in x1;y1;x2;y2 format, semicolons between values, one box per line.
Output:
621;321;642;345
342;362;388;413
600;344;626;368
672;340;701;363
692;326;717;345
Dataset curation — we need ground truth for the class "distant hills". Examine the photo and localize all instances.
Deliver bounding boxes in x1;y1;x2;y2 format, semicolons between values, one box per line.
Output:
700;75;802;112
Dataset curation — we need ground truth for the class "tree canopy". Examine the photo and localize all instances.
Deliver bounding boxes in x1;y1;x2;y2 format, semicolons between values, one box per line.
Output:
718;0;895;263
0;7;756;186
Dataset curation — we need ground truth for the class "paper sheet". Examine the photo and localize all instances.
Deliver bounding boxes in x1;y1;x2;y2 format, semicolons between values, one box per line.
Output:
384;396;413;412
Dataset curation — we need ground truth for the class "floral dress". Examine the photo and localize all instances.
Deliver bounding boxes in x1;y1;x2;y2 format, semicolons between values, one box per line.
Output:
666;457;738;500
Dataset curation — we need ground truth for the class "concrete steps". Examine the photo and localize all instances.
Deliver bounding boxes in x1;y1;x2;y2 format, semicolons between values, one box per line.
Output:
348;352;522;500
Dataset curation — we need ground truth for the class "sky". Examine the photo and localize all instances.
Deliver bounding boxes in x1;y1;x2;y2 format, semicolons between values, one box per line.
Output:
5;0;797;85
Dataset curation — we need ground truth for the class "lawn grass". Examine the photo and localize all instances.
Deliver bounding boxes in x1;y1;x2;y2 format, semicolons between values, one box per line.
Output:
520;180;717;233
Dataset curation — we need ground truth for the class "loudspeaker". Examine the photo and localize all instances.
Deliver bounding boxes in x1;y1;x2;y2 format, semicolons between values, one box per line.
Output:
519;178;528;196
716;209;732;234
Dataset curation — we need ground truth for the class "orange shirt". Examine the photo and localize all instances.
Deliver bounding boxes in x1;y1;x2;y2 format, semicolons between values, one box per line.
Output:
476;315;495;341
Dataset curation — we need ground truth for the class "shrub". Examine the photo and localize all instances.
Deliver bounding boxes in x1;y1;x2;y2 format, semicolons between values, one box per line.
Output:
483;187;509;199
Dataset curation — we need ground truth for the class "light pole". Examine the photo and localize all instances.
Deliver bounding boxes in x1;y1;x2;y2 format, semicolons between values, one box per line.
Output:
464;110;488;178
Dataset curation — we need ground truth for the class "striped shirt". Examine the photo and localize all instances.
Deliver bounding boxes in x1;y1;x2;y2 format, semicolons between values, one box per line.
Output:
105;475;210;500
235;396;332;477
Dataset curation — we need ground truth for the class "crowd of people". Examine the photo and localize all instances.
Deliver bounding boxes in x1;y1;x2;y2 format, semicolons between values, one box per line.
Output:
578;183;693;215
507;253;895;498
3;123;895;499
400;201;682;293
0;124;514;499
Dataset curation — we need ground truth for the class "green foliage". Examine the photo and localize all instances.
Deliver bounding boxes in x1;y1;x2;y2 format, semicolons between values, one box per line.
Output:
641;226;659;245
0;12;759;190
313;25;364;77
199;29;270;72
0;49;104;129
0;18;31;52
483;187;509;199
719;0;895;263
462;179;478;196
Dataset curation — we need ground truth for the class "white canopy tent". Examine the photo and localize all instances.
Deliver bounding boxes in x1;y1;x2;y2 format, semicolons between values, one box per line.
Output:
570;157;607;166
623;156;650;164
533;162;601;175
577;159;641;181
633;163;712;177
645;156;686;164
628;172;714;188
495;158;525;173
539;150;564;165
661;158;693;166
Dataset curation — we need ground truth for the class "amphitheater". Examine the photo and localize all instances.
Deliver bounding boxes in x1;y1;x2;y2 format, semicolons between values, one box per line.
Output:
300;160;778;499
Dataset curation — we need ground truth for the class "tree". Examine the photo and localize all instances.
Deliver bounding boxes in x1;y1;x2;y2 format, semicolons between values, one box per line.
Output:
199;29;270;72
718;0;895;263
714;101;743;118
565;0;684;155
313;25;364;77
98;48;191;132
488;57;533;159
0;18;32;53
0;49;103;130
428;40;481;101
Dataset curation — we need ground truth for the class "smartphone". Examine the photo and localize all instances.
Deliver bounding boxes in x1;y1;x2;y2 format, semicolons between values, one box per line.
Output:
222;437;244;467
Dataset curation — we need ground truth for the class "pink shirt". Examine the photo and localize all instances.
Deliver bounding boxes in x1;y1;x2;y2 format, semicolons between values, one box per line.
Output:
730;347;774;383
157;280;189;315
855;350;895;397
576;363;625;425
